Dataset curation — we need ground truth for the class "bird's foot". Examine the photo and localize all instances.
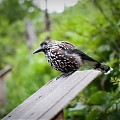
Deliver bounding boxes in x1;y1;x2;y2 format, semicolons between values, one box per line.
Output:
62;72;75;77
56;71;75;80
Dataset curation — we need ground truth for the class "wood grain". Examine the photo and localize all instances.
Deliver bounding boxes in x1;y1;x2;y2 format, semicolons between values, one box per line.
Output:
3;70;101;120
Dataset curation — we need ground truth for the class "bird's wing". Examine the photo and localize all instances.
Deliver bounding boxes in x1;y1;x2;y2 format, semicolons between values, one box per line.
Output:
66;49;97;62
58;41;75;50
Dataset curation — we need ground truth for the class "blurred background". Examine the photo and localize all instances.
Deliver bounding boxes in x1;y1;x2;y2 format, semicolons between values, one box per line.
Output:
0;0;120;119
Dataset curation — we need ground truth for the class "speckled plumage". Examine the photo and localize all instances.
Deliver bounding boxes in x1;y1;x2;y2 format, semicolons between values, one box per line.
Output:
43;40;82;73
33;40;112;75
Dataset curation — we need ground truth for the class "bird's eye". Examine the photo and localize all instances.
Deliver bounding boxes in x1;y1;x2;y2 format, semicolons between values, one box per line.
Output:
44;42;47;45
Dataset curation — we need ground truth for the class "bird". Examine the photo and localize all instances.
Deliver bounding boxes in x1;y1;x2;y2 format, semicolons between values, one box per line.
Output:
33;39;113;77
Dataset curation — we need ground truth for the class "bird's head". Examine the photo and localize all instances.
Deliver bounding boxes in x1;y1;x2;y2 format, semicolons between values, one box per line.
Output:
33;40;57;54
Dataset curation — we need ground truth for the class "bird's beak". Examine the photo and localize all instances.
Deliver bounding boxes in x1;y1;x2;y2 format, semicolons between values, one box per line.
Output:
33;47;44;54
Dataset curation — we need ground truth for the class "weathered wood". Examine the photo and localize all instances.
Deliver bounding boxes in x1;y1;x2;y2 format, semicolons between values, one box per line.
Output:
0;65;11;77
0;77;7;106
0;65;11;106
3;70;101;120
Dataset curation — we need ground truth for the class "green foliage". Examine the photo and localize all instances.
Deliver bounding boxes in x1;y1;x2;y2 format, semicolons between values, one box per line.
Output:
0;0;120;119
87;91;112;105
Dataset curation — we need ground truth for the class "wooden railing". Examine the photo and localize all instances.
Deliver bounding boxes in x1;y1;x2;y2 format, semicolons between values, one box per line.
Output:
3;70;101;120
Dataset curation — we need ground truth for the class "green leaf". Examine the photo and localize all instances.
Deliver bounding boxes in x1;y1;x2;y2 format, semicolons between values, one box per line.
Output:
107;99;120;113
86;109;101;120
87;91;112;105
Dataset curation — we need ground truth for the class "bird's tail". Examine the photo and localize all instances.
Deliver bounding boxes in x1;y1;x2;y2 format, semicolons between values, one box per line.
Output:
94;62;113;74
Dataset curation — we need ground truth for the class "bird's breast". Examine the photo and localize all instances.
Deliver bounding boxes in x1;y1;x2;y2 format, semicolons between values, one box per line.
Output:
45;49;83;73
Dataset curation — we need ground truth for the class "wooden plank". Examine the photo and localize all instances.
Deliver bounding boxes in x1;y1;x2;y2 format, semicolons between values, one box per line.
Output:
3;70;101;120
0;65;11;77
3;78;65;119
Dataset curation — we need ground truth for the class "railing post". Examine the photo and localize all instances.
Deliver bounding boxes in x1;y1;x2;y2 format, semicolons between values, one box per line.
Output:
52;109;64;120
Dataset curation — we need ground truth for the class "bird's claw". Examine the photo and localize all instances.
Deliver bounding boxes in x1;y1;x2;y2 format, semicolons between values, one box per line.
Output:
56;71;74;80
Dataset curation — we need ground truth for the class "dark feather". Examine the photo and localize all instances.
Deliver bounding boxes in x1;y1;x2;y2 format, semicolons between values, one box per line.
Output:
66;49;97;62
